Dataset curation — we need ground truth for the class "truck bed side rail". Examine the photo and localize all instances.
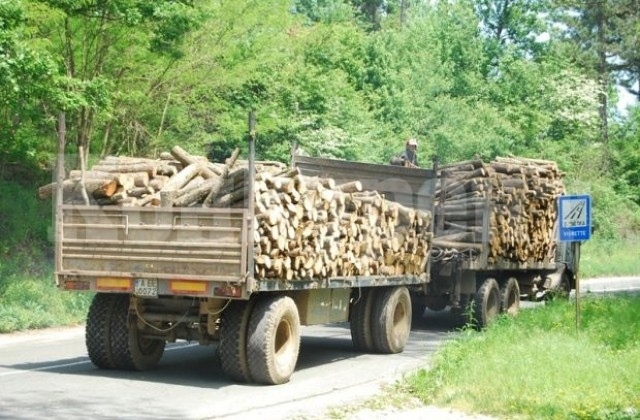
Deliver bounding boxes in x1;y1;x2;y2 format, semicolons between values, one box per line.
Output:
292;155;436;213
57;205;249;290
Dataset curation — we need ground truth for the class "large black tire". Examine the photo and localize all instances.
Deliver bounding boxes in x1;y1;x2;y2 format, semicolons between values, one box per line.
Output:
110;294;165;370
350;288;377;352
247;296;301;385
219;300;255;382
500;277;520;316
473;278;500;329
371;287;412;354
86;293;165;371
86;293;118;369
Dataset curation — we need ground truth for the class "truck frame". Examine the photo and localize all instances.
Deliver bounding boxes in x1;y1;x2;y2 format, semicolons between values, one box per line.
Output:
54;136;579;385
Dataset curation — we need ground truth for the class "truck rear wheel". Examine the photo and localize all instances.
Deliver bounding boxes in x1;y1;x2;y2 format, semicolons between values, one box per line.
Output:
500;277;520;316
86;293;165;371
247;296;301;385
110;294;165;370
219;300;255;382
371;286;412;354
473;278;500;329
350;288;377;352
86;293;118;369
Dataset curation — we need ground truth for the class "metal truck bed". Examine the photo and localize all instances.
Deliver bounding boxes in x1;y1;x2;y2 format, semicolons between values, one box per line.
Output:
57;205;253;297
56;155;437;298
292;155;436;213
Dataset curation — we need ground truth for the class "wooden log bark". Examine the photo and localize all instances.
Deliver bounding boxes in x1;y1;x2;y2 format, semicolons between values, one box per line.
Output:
170;146;221;178
38;179;118;200
172;178;217;207
204;148;241;206
162;163;203;192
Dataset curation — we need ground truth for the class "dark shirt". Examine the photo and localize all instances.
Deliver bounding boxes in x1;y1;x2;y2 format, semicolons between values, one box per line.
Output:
391;148;418;167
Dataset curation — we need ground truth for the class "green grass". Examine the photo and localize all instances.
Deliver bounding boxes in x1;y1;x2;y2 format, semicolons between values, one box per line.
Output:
0;179;93;333
580;235;640;278
0;270;93;333
400;295;640;419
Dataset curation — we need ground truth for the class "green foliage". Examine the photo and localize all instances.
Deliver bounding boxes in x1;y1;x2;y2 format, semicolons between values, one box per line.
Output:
0;274;92;333
567;174;640;240
0;0;59;169
611;107;640;205
293;0;355;24
475;0;552;59
402;296;640;419
0;180;52;278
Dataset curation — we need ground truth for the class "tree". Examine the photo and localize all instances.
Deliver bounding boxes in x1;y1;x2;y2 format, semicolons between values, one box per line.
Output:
607;0;640;101
611;107;640;205
474;0;552;62
550;0;639;156
0;0;58;176
26;0;203;163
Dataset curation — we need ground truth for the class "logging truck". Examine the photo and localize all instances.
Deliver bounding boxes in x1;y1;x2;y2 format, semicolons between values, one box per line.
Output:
411;158;580;326
52;132;438;385
51;132;578;385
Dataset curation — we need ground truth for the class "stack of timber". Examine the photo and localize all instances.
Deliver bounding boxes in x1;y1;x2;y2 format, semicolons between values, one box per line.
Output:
434;156;565;265
39;147;433;280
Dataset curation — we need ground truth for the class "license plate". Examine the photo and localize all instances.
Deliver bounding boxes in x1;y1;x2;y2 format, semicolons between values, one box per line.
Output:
134;279;158;297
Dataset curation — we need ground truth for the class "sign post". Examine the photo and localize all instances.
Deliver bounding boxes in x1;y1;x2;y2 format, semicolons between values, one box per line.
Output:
558;195;592;333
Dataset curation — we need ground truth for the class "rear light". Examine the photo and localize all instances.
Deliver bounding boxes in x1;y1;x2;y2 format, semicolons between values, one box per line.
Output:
214;285;243;297
170;280;209;296
63;280;90;290
96;277;132;292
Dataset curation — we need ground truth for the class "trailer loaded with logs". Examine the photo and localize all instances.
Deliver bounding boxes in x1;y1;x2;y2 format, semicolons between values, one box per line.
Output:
412;156;580;327
47;136;579;384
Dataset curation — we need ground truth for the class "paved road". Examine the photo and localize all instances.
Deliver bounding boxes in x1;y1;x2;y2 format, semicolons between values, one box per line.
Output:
0;309;461;420
575;276;640;294
0;277;637;420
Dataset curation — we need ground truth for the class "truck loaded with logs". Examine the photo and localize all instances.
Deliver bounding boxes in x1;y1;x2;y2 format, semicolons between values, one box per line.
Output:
44;132;578;385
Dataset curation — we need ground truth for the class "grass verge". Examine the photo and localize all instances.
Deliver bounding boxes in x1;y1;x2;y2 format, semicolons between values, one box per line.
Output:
0;270;92;333
580;235;640;278
399;295;640;419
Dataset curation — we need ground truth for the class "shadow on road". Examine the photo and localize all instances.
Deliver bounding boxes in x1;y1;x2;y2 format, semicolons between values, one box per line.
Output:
0;309;462;390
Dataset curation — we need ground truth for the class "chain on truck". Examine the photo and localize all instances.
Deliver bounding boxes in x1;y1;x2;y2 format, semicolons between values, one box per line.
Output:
52;117;579;385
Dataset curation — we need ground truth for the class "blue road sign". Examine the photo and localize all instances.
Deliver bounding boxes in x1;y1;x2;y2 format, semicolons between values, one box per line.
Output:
558;195;591;242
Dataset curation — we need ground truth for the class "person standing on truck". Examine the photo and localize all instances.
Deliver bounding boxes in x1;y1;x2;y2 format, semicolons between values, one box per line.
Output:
390;138;419;168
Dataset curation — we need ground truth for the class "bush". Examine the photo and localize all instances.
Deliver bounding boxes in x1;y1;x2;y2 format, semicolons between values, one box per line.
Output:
0;180;53;281
0;273;92;333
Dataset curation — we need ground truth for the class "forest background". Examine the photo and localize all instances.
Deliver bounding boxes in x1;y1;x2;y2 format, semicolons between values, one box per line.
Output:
1;0;639;330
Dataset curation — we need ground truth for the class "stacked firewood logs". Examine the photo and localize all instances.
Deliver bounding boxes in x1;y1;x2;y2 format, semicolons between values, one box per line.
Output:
39;147;433;280
37;146;281;207
252;171;432;279
433;156;565;264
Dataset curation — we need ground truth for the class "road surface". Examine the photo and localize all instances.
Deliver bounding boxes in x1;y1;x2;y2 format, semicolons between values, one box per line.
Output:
0;308;461;420
0;277;637;420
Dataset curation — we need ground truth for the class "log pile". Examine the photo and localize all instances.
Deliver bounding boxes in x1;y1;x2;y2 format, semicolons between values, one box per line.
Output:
434;156;565;264
37;146;283;207
252;172;432;279
40;147;433;280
